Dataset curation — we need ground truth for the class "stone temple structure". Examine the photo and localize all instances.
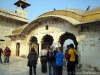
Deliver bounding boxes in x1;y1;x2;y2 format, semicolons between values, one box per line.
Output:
0;0;100;72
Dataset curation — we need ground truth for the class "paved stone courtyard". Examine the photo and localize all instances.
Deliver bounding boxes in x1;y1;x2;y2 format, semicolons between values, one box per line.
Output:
0;56;99;75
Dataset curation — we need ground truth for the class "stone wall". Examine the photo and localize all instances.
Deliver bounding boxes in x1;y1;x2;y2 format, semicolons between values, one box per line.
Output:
0;16;26;50
0;8;28;22
78;24;100;72
29;18;78;41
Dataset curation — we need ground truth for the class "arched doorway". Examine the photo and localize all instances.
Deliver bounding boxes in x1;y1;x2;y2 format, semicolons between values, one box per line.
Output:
29;36;39;54
41;34;54;49
63;39;75;52
59;32;78;67
59;32;78;52
16;42;20;56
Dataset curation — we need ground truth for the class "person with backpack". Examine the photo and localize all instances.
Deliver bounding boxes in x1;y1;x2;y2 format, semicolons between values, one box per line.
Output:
3;46;11;64
27;48;38;75
55;47;64;75
67;44;78;75
0;48;3;64
47;46;56;75
65;45;70;60
65;45;70;66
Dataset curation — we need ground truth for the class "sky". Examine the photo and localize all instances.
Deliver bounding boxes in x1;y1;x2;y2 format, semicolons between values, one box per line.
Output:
0;0;100;22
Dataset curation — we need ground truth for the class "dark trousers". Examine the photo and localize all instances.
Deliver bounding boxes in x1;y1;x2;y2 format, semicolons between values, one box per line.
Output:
41;64;47;73
41;56;47;73
56;66;63;75
0;56;2;63
67;61;76;75
29;66;36;75
4;56;9;63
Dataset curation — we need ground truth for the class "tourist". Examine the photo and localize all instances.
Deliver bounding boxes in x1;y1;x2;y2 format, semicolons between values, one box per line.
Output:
53;47;58;75
47;46;56;75
54;47;58;55
0;48;3;64
65;45;70;65
39;46;48;73
67;44;78;75
27;48;38;75
3;46;11;64
55;47;64;75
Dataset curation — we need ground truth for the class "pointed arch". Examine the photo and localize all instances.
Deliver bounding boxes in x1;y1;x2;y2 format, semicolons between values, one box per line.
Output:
41;34;54;49
30;36;38;43
59;32;78;49
29;36;39;54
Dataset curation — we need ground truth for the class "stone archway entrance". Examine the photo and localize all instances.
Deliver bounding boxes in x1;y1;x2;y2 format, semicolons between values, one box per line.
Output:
16;42;20;56
29;36;39;54
41;34;53;49
59;32;78;67
59;32;78;51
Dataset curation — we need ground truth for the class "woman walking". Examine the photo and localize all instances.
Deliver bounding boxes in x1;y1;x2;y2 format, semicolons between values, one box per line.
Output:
27;48;38;75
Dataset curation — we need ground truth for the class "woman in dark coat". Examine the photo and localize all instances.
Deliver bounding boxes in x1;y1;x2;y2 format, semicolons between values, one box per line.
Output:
27;48;38;75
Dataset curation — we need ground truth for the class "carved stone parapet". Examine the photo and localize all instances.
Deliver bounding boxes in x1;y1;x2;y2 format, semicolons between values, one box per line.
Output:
0;8;28;22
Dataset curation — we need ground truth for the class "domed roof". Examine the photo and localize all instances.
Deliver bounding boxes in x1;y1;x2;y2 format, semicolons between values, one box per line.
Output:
10;6;100;36
63;8;85;15
83;6;100;16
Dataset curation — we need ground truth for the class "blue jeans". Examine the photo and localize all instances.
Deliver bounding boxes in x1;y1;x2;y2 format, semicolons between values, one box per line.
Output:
0;56;2;63
48;61;56;75
4;56;9;63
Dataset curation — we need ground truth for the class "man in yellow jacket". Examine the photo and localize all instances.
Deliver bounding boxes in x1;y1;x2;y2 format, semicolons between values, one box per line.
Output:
67;44;78;75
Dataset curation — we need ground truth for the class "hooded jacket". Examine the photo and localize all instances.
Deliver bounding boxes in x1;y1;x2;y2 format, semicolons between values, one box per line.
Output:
27;52;38;66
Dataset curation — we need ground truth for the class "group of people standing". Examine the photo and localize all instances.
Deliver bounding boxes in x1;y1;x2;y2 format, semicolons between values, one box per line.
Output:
0;46;11;65
27;44;78;75
27;46;64;75
40;46;64;75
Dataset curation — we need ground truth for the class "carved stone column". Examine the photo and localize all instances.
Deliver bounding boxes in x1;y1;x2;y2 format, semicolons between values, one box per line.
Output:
39;43;41;53
38;40;42;61
38;40;42;54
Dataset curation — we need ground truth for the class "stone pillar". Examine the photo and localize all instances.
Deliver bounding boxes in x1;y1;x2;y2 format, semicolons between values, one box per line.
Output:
38;42;41;54
38;41;42;61
55;42;60;47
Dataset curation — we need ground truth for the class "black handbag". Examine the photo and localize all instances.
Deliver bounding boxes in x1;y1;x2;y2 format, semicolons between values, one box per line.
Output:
73;49;78;65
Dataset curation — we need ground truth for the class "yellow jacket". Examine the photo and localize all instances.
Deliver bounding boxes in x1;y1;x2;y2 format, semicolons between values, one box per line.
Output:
68;48;78;61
